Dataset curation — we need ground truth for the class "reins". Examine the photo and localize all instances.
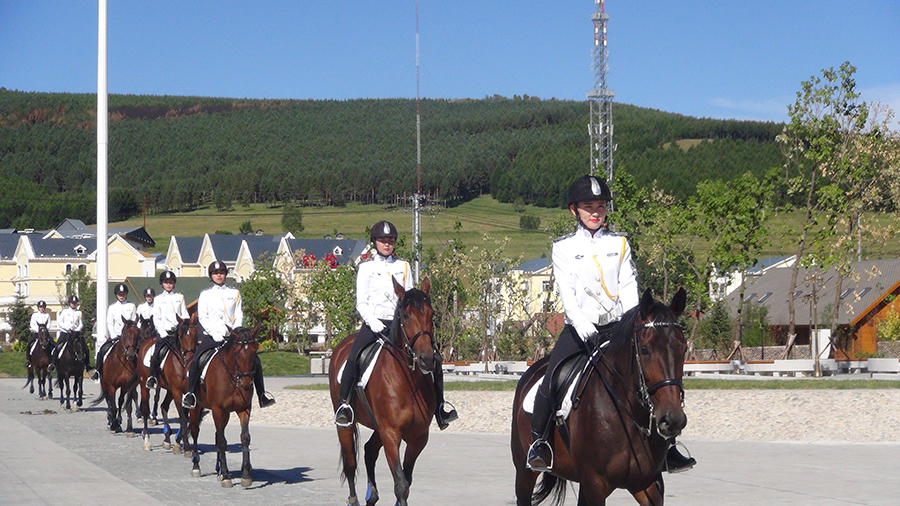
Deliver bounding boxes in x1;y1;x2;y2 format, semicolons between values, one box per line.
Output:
218;331;258;389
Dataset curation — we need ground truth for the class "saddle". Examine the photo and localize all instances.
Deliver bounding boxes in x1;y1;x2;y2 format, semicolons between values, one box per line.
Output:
337;338;385;391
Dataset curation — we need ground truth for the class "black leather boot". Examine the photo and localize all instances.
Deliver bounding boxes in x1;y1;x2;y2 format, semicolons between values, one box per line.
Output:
527;389;554;472
666;444;696;473
253;356;276;408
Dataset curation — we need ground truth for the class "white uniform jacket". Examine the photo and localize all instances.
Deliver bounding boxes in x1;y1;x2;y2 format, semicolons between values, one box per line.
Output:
30;311;51;333
57;307;83;334
155;290;189;336
100;300;136;358
198;284;242;342
136;302;159;328
356;254;413;327
552;225;639;335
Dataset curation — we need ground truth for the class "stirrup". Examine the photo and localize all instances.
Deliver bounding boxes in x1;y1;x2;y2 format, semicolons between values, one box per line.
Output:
526;439;554;472
182;392;197;410
90;370;100;382
665;441;696;474
146;376;158;389
259;392;276;408
334;403;354;427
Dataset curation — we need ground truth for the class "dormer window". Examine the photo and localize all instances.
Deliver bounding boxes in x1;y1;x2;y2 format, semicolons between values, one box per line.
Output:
74;244;87;255
333;246;343;257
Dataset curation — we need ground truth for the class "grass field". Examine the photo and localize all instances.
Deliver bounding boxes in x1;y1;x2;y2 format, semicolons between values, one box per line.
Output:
113;195;900;263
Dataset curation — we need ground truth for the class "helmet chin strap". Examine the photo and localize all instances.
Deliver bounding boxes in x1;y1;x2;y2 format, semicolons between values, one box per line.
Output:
577;217;608;237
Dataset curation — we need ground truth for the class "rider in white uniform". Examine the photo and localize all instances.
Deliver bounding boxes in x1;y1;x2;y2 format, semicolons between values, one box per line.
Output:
136;287;160;329
52;295;91;371
91;283;136;381
25;300;53;369
334;220;458;429
526;175;695;473
181;261;276;410
146;271;189;389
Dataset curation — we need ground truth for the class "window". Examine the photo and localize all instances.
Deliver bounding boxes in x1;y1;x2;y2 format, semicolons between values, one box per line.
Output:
758;292;772;303
793;290;803;298
840;288;854;300
78;264;87;273
858;287;871;298
541;280;553;292
65;264;73;274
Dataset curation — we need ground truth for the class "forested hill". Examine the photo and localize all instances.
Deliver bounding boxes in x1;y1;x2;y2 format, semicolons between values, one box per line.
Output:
0;89;783;228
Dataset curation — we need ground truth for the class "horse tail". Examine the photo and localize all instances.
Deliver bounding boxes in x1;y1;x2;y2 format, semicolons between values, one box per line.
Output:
532;473;567;506
23;367;34;390
337;424;360;485
89;389;107;408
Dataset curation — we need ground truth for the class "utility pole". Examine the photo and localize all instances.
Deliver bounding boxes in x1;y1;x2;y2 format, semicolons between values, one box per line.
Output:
588;0;615;191
412;0;423;284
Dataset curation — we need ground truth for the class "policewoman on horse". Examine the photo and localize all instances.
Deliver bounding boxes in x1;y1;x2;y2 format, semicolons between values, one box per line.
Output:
334;220;458;430
136;287;160;326
181;261;276;410
526;174;695;473
25;300;54;369
92;283;136;381
52;295;92;372
146;270;189;389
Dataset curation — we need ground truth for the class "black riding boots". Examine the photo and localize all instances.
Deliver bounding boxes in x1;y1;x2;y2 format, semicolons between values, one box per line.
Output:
145;339;166;389
433;365;458;430
666;443;696;473
254;355;276;408
526;388;554;472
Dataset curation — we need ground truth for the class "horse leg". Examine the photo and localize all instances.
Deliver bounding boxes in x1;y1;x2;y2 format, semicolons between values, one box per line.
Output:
47;367;53;399
380;432;410;506
75;374;83;408
121;388;135;437
337;425;361;506
363;431;384;506
161;392;173;450
139;384;151;450
37;370;46;399
576;476;613;506
630;473;665;506
151;386;161;425
399;434;428;493
189;407;202;477
238;409;253;488
213;409;233;487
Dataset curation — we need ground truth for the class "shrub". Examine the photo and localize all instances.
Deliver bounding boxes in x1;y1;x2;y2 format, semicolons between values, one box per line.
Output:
519;214;540;230
876;307;900;342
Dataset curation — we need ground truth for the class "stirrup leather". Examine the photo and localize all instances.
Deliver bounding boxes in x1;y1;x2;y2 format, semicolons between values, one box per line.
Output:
526;439;554;472
334;403;355;427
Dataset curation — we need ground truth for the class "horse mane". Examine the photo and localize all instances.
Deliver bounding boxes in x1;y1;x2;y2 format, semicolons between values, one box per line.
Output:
386;287;430;346
605;297;673;353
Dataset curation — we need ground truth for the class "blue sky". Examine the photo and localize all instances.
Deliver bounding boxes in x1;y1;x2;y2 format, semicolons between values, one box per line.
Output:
1;1;898;123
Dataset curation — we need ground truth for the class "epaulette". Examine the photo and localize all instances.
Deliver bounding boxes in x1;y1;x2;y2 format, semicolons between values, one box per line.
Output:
601;230;628;237
552;231;576;243
357;253;375;263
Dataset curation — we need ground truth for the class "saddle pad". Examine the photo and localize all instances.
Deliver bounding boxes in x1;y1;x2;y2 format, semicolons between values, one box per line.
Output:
141;343;157;368
28;341;38;355
335;341;384;390
522;370;583;421
58;341;69;357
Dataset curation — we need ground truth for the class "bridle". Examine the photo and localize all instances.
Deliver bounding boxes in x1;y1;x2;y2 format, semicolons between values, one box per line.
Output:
391;302;437;372
221;329;258;389
174;321;198;367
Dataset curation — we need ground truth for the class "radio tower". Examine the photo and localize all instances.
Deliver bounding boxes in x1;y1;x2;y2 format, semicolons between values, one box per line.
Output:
588;0;614;184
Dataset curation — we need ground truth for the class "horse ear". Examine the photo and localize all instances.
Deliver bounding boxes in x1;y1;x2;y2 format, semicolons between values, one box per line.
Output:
670;287;687;318
121;315;129;325
392;277;405;300
639;287;654;318
420;277;431;295
253;324;262;338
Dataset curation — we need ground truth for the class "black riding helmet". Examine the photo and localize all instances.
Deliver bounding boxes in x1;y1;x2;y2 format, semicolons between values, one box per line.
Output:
208;260;228;279
143;287;156;298
37;300;47;309
159;270;177;285
114;283;128;296
68;295;79;304
370;221;398;243
567;175;613;206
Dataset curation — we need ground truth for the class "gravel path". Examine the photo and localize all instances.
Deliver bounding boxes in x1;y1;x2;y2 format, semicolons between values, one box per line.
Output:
251;387;900;442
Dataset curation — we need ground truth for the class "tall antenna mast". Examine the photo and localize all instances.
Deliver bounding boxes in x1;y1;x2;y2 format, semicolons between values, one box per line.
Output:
588;0;615;188
412;0;422;284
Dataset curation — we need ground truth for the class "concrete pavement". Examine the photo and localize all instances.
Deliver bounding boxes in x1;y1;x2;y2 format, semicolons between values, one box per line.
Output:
1;377;897;505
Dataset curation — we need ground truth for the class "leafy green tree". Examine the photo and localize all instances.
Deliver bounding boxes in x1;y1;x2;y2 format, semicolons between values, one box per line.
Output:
518;214;540;230
695;300;733;356
8;294;32;343
281;206;305;235
304;260;358;348
239;220;253;235
241;260;288;339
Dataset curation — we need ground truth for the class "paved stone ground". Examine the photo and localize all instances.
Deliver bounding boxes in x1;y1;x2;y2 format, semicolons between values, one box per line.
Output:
2;377;898;505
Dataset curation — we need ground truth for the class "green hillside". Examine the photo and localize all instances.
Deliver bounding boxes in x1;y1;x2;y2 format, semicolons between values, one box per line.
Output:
0;90;784;230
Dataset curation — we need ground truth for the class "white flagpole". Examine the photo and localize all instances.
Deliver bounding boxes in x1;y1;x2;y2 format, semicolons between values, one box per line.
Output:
96;0;109;348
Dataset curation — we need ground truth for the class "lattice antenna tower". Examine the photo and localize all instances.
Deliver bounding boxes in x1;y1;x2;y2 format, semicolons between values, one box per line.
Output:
588;0;615;185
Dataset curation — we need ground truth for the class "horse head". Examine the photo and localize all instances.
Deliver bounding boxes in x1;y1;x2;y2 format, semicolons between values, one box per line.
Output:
634;287;688;439
226;325;261;391
120;317;141;362
175;313;199;356
139;315;158;343
36;322;51;347
391;277;437;373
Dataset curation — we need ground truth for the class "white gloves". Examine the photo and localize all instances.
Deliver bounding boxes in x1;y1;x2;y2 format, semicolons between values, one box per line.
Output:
574;321;598;341
369;319;386;334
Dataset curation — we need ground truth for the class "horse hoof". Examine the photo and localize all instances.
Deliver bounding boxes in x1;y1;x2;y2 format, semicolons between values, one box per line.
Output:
150;418;158;426
184;449;193;458
221;479;233;488
162;442;172;450
347;496;360;506
241;477;252;488
126;431;135;438
191;469;201;478
143;440;152;451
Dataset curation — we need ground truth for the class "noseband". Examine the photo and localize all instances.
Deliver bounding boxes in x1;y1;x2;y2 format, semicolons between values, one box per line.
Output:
632;320;685;435
224;332;259;387
396;313;436;371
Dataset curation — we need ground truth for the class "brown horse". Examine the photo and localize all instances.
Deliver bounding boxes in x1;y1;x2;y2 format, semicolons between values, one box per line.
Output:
511;288;688;506
328;278;437;506
186;326;261;488
54;330;87;411
134;314;199;453
91;318;140;434
24;323;54;400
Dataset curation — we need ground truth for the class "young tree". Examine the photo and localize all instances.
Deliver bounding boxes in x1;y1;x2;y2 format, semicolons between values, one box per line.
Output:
304;259;358;348
8;294;32;343
239;220;253;235
281;206;305;235
241;260;288;341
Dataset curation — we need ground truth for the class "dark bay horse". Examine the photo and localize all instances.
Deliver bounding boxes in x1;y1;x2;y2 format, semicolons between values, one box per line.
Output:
137;315;163;424
134;314;198;453
55;330;87;411
186;326;262;488
91;318;140;434
511;288;688;506
328;278;438;506
24;323;54;400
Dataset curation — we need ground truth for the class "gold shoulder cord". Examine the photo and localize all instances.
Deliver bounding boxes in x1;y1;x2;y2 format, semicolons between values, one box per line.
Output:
592;237;627;301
